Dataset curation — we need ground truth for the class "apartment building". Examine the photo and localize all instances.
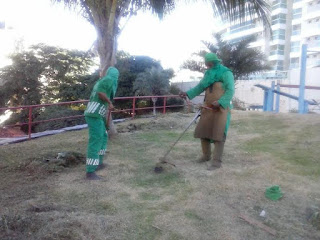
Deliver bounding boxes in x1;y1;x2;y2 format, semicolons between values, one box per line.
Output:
220;0;320;71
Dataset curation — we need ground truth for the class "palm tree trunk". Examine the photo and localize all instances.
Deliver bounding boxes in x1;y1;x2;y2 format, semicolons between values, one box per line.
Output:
93;0;119;137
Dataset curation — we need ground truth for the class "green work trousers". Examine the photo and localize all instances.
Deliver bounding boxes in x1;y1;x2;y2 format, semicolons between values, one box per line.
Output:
85;116;108;173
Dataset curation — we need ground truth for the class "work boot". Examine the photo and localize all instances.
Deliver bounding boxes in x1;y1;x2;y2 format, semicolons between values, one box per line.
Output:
96;163;107;171
207;159;222;171
197;139;211;163
207;140;224;171
86;172;102;180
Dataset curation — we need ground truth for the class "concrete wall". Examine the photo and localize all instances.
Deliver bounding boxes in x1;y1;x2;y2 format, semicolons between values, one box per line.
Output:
235;67;320;113
173;67;320;113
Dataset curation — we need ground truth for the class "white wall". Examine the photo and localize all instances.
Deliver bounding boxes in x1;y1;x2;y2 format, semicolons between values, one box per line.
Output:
235;67;320;113
174;67;320;113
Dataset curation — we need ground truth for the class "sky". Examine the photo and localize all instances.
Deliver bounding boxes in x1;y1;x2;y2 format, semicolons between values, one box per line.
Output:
0;0;222;81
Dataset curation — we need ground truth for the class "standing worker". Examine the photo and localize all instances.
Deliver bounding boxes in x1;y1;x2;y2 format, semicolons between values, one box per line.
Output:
84;67;119;180
179;53;235;170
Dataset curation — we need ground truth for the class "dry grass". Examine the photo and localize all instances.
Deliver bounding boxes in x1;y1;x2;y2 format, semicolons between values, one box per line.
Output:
0;111;320;240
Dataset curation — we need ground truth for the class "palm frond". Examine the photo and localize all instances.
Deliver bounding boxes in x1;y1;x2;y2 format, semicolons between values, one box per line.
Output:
51;0;81;9
210;0;270;30
51;0;95;24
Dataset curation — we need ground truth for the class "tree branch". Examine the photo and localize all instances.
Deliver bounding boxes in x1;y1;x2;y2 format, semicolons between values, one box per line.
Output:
81;0;94;24
107;0;118;37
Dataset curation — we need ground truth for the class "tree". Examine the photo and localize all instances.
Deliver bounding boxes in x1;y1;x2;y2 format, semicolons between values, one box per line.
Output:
182;33;271;80
0;44;94;107
0;44;95;132
115;51;162;97
133;66;173;115
52;0;270;76
58;71;100;102
52;0;269;134
29;44;94;102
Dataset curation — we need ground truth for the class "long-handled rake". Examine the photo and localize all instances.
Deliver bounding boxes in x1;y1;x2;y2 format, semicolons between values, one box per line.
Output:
154;109;201;173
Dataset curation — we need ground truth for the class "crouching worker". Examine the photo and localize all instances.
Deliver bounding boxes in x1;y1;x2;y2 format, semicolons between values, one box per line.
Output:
179;53;234;170
84;67;119;180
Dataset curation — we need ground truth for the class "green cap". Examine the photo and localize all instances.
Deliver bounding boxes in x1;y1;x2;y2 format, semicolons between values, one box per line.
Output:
265;185;283;201
204;53;221;63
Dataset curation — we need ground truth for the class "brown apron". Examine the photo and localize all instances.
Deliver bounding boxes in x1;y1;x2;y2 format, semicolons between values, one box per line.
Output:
194;82;228;141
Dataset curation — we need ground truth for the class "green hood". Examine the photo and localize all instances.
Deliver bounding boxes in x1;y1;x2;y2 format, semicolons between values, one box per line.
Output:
105;67;119;79
105;67;119;99
205;53;221;63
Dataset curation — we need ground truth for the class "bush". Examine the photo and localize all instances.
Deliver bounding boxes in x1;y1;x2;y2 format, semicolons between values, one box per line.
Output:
232;97;246;110
33;106;86;133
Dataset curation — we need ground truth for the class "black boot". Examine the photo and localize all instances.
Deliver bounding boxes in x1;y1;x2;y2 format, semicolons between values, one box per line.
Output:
86;172;102;180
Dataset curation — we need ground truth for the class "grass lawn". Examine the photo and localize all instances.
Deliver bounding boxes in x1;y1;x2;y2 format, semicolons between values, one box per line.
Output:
0;111;319;240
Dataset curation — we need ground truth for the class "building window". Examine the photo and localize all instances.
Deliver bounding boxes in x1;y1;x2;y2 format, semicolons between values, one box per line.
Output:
292;25;301;36
272;0;287;10
271;60;284;70
229;20;256;34
292;8;302;19
291;41;300;52
272;29;286;40
290;58;299;69
272;13;286;25
270;45;285;55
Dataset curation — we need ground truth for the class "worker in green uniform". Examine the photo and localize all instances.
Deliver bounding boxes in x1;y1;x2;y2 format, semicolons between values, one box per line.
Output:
180;53;235;170
84;67;119;180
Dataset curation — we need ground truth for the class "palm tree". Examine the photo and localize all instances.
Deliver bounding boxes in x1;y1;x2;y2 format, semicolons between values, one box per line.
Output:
52;0;270;134
182;33;271;81
52;0;270;76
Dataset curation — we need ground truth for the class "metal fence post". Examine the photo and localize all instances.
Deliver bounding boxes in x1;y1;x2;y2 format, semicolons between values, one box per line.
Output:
304;101;309;114
263;91;268;112
28;107;32;139
163;97;167;114
132;97;136;119
266;81;275;112
299;44;307;114
275;84;280;113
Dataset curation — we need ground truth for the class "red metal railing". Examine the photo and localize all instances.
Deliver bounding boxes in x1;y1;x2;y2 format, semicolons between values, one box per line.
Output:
0;95;186;140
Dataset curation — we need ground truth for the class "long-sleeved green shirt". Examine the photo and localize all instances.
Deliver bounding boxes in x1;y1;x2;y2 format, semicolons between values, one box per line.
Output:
84;67;119;119
186;63;235;109
186;63;235;135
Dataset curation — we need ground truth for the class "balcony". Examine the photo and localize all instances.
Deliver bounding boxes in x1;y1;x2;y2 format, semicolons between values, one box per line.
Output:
272;3;287;11
269;55;285;61
290;46;300;53
226;26;263;40
249;39;265;48
290;62;300;69
270;39;286;46
272;19;286;25
270;50;285;56
290;52;301;58
302;23;320;37
307;59;320;67
306;39;320;47
292;18;302;26
292;30;301;36
307;4;320;14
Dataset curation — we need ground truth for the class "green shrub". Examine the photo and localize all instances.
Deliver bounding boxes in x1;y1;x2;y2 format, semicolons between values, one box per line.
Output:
33;106;85;132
